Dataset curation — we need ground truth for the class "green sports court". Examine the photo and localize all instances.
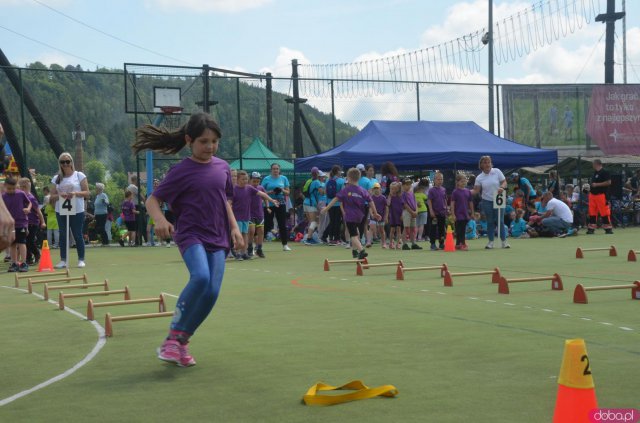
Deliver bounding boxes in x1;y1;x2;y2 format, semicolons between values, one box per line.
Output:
1;229;638;422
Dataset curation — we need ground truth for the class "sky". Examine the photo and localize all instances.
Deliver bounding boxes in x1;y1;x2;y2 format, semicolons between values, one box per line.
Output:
1;0;638;83
1;0;639;130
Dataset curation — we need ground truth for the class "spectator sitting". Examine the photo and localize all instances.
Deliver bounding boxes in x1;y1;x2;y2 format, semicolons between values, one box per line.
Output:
466;214;479;240
477;212;488;237
510;209;529;238
512;189;525;210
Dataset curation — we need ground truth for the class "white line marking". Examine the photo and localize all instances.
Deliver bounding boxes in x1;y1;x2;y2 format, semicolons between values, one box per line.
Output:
468;297;478;300
619;327;633;331
542;309;554;312
561;314;571;317
581;317;592;321
599;322;613;326
0;285;106;407
503;302;515;306
421;290;430;292
340;278;349;281
485;300;496;303
523;306;532;309
436;292;446;295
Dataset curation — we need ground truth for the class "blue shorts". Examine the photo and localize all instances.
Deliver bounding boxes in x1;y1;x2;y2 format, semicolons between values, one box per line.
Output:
237;220;250;234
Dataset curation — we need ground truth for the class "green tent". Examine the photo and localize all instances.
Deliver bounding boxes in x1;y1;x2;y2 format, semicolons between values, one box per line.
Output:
229;138;294;176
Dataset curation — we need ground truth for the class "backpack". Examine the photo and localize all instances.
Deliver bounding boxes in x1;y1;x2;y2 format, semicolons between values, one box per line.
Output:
302;178;313;198
325;178;338;199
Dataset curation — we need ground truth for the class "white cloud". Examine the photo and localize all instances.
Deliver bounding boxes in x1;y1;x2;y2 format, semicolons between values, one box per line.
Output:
34;52;76;67
145;0;272;13
421;0;530;46
259;47;310;77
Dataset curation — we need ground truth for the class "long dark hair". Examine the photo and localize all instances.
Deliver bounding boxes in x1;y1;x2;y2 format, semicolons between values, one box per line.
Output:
132;112;222;155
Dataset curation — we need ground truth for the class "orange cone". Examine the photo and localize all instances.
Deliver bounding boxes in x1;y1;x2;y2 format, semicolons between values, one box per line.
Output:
38;240;54;272
444;226;455;252
552;339;598;423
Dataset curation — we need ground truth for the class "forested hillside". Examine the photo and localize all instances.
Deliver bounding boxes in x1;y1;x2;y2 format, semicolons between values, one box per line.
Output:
0;62;358;176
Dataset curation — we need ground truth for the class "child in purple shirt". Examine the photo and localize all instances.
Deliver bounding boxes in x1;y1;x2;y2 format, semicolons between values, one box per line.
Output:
427;172;448;250
121;190;139;247
370;183;388;249
133;112;243;368
18;178;45;265
386;182;404;249
401;178;422;250
230;170;278;260
2;178;31;272
322;167;381;259
248;171;268;258
450;174;474;250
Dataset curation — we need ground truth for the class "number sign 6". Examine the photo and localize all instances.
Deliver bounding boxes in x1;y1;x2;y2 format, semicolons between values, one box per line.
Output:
493;191;506;209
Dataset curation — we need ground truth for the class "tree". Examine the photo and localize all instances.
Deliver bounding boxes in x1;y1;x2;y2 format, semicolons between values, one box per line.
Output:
84;160;106;184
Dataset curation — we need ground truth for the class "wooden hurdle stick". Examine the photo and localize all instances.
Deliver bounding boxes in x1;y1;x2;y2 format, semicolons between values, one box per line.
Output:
627;249;640;262
573;281;640;304
58;286;131;310
498;274;563;294
15;268;70;287
28;273;87;294
357;260;404;276
396;263;448;281
442;267;501;287
44;279;109;301
87;294;167;321
105;311;174;337
324;257;368;271
575;245;617;259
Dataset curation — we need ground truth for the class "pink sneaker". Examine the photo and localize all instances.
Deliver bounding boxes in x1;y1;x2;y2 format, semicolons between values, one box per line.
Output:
157;339;181;365
389;241;395;249
460;244;469;251
178;343;196;367
382;243;388;249
396;243;402;250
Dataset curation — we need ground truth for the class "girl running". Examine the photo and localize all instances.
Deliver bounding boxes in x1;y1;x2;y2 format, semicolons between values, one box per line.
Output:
132;112;243;367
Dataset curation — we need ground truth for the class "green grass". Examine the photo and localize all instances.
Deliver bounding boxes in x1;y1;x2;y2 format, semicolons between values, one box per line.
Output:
1;230;639;422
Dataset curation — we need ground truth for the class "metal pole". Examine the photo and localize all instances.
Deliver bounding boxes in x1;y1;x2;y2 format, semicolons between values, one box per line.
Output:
236;78;243;169
488;0;495;134
266;72;273;149
291;59;303;158
622;0;627;84
19;68;26;175
330;80;336;148
416;82;421;121
203;64;210;113
495;84;501;137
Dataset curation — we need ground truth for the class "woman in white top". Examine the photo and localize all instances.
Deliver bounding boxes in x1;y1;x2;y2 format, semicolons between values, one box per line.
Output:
472;155;510;249
49;152;90;268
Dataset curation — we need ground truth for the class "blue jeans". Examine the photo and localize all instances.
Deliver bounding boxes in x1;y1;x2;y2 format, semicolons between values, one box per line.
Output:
480;200;506;242
56;212;85;261
171;245;226;335
542;216;572;234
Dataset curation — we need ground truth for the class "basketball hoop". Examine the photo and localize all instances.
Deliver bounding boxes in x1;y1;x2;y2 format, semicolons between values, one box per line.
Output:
159;106;184;130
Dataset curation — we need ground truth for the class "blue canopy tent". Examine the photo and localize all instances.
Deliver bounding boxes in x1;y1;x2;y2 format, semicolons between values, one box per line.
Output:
294;120;557;171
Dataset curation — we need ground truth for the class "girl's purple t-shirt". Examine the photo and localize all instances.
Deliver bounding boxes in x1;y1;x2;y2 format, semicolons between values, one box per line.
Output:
152;157;233;255
25;192;40;226
232;184;259;221
2;189;30;228
402;190;417;211
451;188;472;220
388;195;404;226
122;200;136;222
371;194;387;217
336;184;371;223
250;185;266;220
428;186;448;216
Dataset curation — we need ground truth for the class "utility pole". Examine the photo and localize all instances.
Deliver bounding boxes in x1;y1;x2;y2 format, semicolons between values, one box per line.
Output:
73;122;85;172
595;0;625;83
487;0;495;133
286;59;307;159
